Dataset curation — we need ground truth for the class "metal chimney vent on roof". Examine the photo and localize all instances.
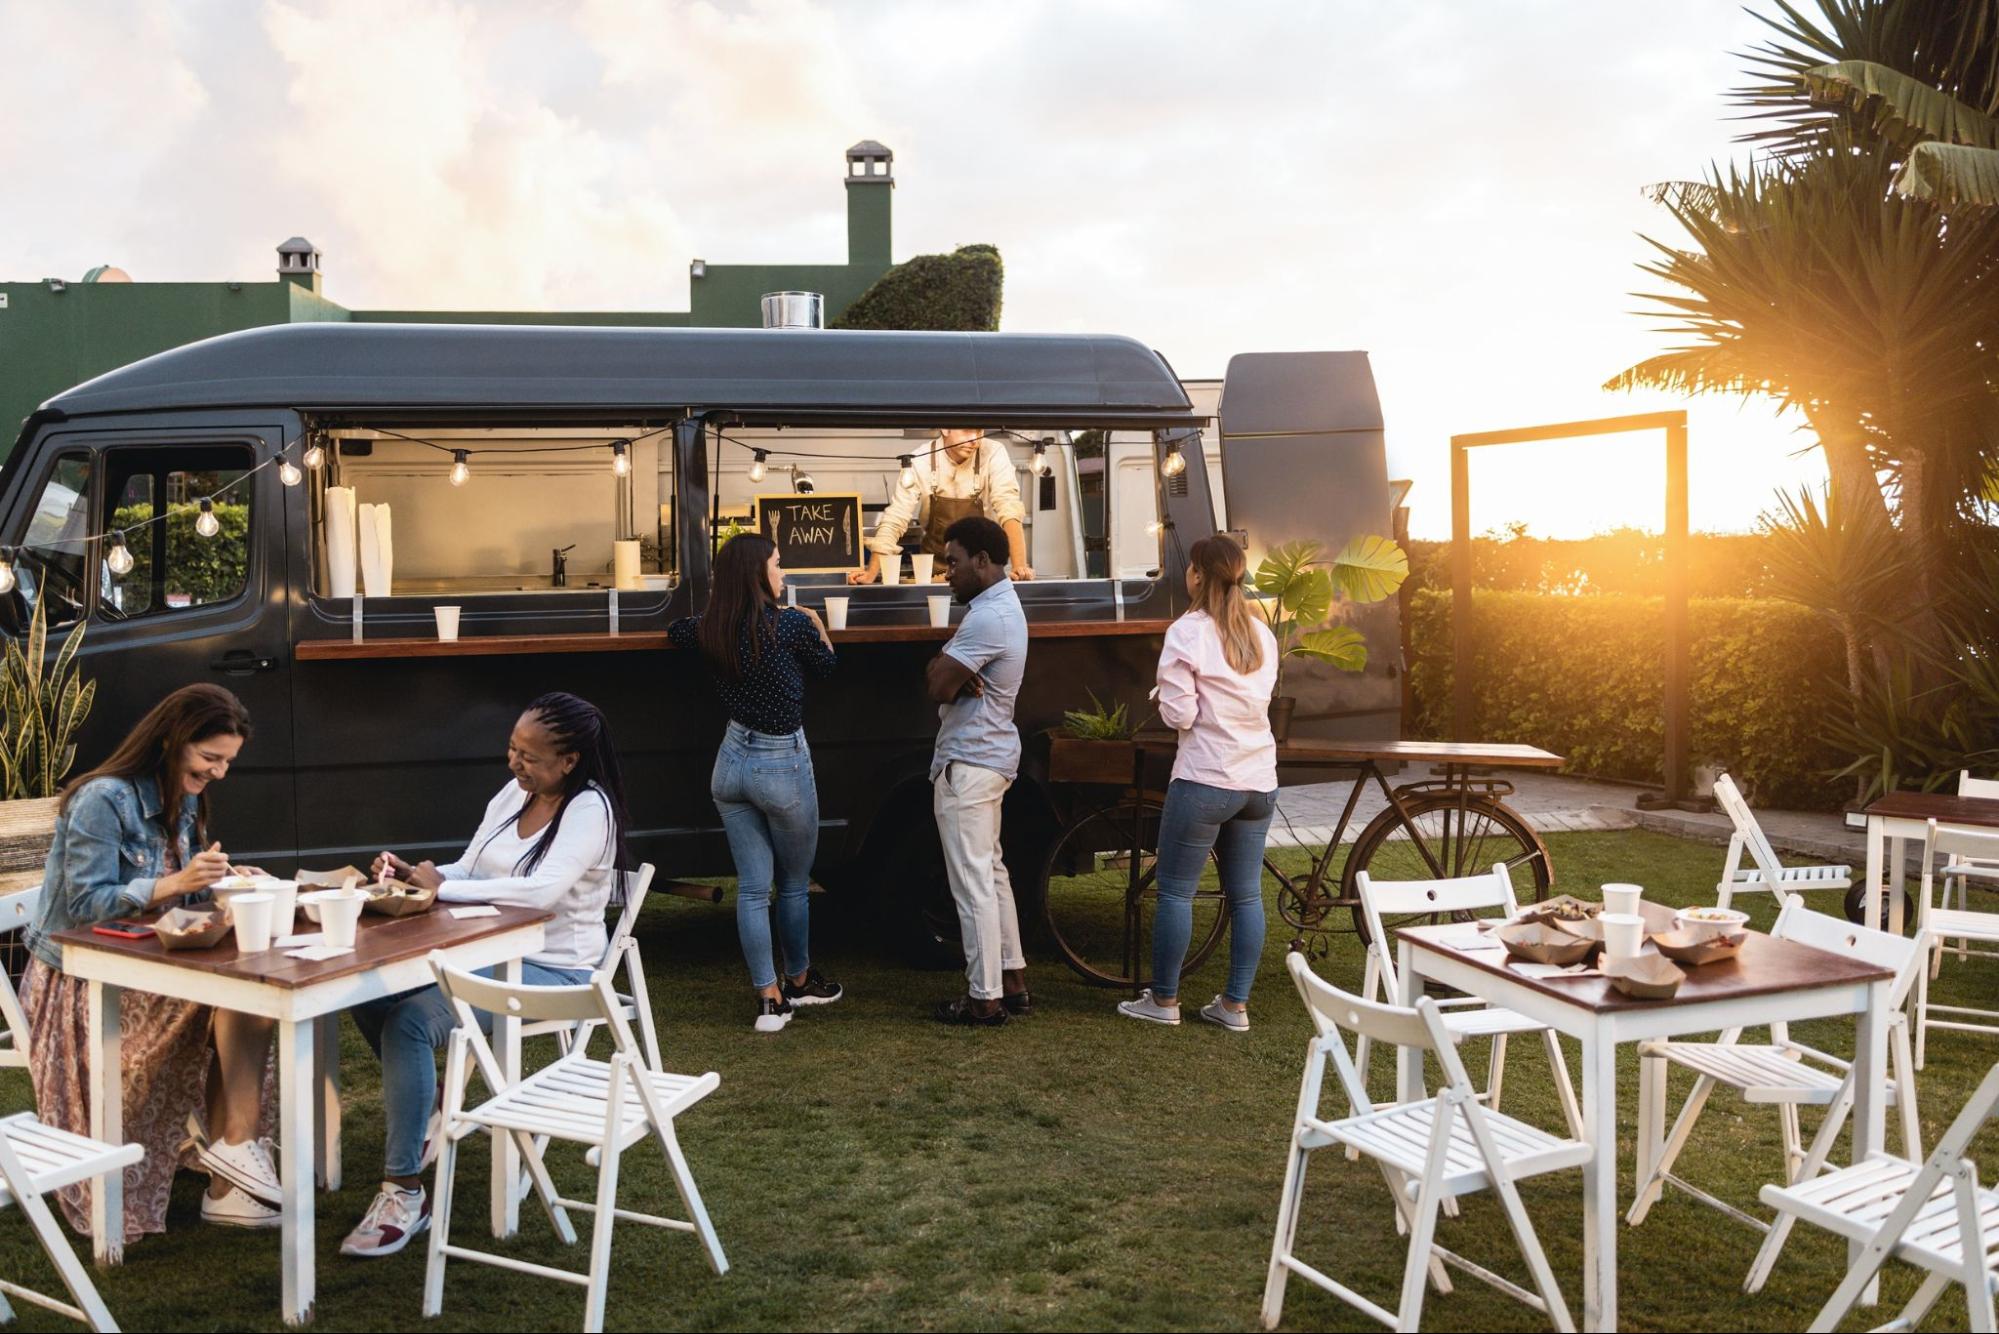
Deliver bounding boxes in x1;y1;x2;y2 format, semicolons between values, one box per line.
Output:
761;291;824;330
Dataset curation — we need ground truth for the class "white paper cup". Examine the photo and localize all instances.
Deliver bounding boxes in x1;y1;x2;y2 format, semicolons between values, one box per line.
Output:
319;890;365;950
247;878;298;930
1601;883;1643;917
911;553;935;583
879;556;901;586
928;595;951;628
824;596;849;631
1601;912;1646;961
434;605;461;642
232;894;276;953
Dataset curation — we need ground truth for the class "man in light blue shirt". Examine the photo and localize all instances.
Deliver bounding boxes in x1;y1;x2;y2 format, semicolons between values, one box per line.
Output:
924;515;1030;1025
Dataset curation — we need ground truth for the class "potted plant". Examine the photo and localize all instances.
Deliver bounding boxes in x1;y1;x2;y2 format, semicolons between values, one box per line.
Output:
1047;690;1152;785
1253;536;1409;741
0;597;96;879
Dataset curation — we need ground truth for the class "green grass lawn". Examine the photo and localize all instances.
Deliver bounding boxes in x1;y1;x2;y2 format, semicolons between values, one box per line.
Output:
0;827;1993;1331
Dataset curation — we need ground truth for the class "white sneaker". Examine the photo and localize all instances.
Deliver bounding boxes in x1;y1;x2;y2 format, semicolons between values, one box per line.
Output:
202;1184;281;1230
199;1136;283;1206
1116;989;1182;1025
340;1182;431;1258
754;995;793;1033
1200;995;1249;1032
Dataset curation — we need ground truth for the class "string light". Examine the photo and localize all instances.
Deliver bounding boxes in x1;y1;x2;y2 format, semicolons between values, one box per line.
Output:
303;434;326;470
450;450;471;487
611;440;631;478
1033;438;1053;478
897;455;917;488
106;533;134;576
748;449;768;483
195;498;220;538
278;457;303;487
0;548;15;597
1161;441;1188;478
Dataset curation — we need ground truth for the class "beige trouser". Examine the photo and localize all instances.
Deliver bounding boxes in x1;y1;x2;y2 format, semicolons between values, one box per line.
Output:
933;761;1026;1000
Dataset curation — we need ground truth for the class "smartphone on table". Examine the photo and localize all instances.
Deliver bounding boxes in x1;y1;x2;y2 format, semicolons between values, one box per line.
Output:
90;919;154;940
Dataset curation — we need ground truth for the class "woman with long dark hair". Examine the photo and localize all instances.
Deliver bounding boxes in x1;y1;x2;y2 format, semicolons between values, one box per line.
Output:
1117;535;1279;1032
669;531;841;1033
24;682;283;1236
341;691;631;1259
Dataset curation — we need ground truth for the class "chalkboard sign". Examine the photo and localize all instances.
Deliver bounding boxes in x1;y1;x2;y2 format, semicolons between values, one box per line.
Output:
754;492;864;572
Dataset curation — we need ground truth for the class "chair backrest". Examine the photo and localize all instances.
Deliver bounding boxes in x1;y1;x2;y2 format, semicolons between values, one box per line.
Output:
1958;770;1999;801
600;863;655;973
430;951;643;1093
1771;899;1928;1008
1285;951;1475;1115
1713;772;1790;887
1926;818;1999;865
1355;864;1520;993
0;887;39;1071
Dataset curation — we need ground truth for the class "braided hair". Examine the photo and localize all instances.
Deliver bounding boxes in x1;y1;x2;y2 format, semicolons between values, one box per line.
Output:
511;692;633;877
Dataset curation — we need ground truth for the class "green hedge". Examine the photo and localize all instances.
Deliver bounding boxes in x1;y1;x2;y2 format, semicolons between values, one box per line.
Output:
1403;529;1778;599
831;243;1003;331
1405;589;1849;809
110;501;248;607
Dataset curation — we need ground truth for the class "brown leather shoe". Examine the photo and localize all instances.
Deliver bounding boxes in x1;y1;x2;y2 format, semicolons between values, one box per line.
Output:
932;996;1008;1027
1001;991;1033;1016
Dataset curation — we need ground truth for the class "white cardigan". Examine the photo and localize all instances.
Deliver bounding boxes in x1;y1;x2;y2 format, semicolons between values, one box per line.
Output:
435;781;617;971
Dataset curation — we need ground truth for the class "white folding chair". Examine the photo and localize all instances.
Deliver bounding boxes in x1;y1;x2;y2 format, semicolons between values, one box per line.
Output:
1936;772;1999;967
1354;867;1583;1140
423;954;727;1333
1915;819;1999;1069
521;864;662;1071
1262;951;1586;1332
1629;902;1925;1257
1750;1060;1999;1332
1711;772;1852;911
0;887;41;1071
0;1113;142;1331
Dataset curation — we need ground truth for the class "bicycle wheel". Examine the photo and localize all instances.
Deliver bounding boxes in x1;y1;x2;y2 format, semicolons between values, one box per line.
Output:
1039;796;1229;988
1344;791;1553;946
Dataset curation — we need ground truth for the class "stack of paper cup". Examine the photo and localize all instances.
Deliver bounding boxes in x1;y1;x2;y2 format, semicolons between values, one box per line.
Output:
911;554;935;583
824;596;849;631
325;487;358;599
613;539;643;590
358;503;394;597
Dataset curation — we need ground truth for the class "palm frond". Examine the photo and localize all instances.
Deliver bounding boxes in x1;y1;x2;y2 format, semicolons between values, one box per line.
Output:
1893;139;1999;205
1805;60;1999;152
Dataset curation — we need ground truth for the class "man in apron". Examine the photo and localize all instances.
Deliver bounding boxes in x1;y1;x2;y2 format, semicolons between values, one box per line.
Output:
849;429;1033;583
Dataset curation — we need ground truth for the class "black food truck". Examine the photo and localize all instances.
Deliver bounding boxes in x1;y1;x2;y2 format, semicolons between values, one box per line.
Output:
2;325;1398;958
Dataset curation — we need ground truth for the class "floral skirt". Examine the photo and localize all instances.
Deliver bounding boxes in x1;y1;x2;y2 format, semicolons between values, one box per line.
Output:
22;958;275;1243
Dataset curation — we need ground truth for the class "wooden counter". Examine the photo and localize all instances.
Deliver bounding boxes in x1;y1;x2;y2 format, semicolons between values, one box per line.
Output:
293;618;1173;661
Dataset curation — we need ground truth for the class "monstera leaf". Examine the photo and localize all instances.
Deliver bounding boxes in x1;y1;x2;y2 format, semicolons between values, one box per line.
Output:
1328;535;1409;605
1291;625;1368;672
1254;541;1333;623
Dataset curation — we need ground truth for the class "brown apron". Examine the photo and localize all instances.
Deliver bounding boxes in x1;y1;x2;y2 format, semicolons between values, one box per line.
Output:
921;493;986;556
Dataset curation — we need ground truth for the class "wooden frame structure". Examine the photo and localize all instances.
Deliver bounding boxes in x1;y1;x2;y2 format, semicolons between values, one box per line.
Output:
1449;410;1692;807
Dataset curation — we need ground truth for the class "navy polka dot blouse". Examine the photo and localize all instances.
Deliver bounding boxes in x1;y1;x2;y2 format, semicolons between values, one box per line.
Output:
668;607;837;736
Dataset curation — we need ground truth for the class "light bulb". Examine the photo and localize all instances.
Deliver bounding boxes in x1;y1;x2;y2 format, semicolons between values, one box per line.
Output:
1146;519;1165;537
106;533;134;576
278;458;303;486
748;449;768;484
195;498;220;538
1033;439;1053;478
303;437;326;470
450;450;471;487
1161;444;1188;478
0;549;15;597
611;440;630;477
898;455;917;489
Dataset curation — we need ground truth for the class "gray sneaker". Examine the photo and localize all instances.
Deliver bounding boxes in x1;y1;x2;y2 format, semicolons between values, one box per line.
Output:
1115;989;1181;1025
1199;996;1249;1032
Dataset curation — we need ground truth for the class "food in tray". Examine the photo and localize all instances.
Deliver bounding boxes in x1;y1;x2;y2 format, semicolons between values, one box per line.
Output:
1513;894;1601;926
1650;927;1747;966
360;878;440;917
1495;922;1597;966
153;907;230;951
1674;906;1751;933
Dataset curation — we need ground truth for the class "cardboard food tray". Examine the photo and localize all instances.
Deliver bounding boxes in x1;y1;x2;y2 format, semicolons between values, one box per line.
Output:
363;881;438;917
154;907;230;951
1514;895;1601;928
1495;922;1597;966
1651;929;1746;966
1603;953;1685;999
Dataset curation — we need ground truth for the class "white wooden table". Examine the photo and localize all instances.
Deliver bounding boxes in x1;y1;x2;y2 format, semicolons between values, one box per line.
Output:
1858;790;1999;934
1396;903;1894;1332
56;904;550;1326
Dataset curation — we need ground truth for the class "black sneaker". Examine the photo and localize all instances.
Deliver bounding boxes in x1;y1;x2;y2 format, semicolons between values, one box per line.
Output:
1002;991;1033;1017
754;995;794;1034
781;968;844;1007
933;996;1008;1027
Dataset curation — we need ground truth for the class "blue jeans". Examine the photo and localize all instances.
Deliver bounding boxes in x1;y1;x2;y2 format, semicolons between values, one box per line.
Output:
1151;778;1276;1005
711;721;818;989
352;960;589;1178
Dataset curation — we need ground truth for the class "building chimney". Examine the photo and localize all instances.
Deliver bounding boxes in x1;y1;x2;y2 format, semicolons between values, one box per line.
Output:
276;236;322;294
844;140;893;270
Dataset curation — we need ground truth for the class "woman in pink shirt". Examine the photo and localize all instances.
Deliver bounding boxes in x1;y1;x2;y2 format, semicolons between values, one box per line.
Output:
1118;535;1279;1032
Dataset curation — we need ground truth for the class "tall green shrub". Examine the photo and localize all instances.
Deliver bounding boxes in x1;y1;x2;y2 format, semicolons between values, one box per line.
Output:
831;244;1004;331
1406;589;1848;809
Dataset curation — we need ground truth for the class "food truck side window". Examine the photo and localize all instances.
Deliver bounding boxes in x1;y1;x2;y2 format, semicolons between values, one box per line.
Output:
6;453;93;629
98;447;253;619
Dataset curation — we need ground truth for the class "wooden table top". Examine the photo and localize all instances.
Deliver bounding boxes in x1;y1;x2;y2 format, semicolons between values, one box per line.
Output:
53;904;551;991
1863;790;1999;829
1400;901;1892;1013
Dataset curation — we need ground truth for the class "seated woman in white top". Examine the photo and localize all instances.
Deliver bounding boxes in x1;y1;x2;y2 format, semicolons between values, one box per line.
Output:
340;692;632;1259
1117;536;1279;1033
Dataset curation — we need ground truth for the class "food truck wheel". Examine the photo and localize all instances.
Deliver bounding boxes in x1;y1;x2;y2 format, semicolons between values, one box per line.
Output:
1343;791;1553;948
1038;799;1228;988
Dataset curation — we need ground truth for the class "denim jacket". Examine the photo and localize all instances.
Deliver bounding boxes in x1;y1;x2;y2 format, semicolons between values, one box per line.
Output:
26;775;197;970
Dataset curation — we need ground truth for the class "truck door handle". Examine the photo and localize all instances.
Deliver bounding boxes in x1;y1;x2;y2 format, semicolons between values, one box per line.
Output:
210;650;279;675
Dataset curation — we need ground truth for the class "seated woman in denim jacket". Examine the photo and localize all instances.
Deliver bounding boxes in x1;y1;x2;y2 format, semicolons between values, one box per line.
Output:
23;683;284;1238
341;691;633;1259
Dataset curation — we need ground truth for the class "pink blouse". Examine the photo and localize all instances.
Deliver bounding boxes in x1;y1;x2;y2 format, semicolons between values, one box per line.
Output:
1154;610;1279;792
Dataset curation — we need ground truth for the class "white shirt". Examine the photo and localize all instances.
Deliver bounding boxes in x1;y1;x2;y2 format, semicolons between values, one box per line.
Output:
869;437;1027;554
435;780;618;970
1155;611;1279;792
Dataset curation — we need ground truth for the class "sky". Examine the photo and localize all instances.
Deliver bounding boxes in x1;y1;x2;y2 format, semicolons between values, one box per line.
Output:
0;0;1827;539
